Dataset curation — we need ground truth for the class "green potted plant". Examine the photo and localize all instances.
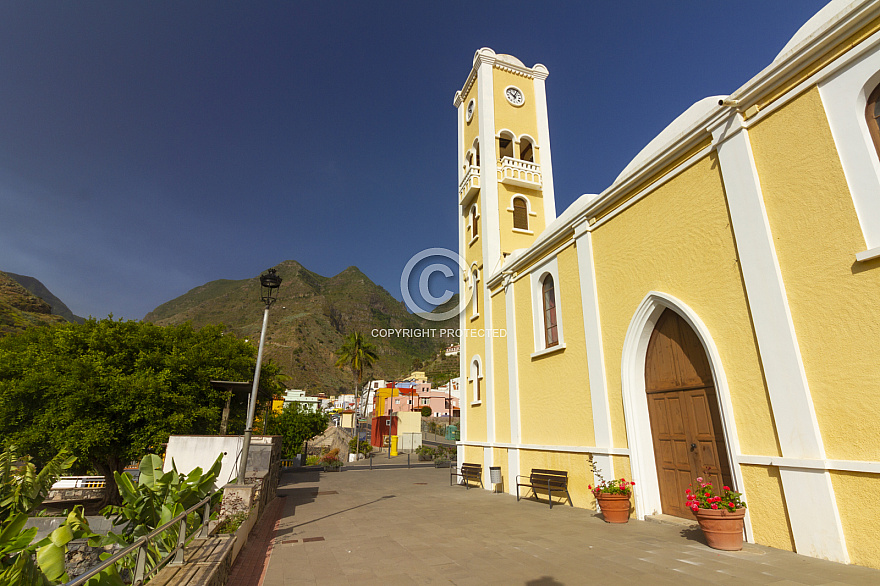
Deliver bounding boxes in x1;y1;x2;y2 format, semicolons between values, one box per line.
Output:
685;477;747;550
588;456;634;523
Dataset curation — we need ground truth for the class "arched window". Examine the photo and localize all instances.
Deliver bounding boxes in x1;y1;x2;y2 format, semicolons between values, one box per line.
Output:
513;197;529;230
498;131;514;159
519;137;534;162
866;83;880;159
465;151;473;167
470;206;478;239
471;357;482;402
542;276;558;347
471;269;479;318
474;139;480;167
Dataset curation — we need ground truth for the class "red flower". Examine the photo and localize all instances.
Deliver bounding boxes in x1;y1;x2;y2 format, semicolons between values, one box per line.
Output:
711;504;718;509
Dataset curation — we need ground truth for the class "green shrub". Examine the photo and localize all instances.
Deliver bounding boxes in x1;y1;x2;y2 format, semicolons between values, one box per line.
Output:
420;406;432;417
214;511;249;535
348;439;373;457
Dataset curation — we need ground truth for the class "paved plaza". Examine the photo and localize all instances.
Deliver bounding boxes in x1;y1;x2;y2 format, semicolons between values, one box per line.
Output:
231;456;880;585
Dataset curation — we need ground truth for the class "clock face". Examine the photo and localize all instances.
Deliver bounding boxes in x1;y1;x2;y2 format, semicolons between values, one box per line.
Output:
466;99;475;122
505;86;524;106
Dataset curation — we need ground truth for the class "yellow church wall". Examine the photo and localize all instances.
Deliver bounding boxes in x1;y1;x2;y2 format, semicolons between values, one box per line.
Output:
464;195;481;268
465;286;487;441
591;154;781;457
515;244;595;448
829;471;880;568
463;445;483;471
497;184;545;255
491;292;511;444
739;464;796;552
747;87;880;462
518;449;594;508
492;68;539;158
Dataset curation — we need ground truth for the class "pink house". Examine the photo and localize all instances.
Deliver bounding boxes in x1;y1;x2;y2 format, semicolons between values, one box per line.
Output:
375;382;460;417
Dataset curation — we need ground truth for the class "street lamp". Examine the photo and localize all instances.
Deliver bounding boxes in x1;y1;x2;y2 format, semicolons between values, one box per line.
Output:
238;268;282;485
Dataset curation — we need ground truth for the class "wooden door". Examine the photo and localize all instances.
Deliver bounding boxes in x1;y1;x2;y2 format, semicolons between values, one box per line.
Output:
645;309;732;518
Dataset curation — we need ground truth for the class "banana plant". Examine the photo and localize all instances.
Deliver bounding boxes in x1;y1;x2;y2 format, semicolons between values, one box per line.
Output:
100;453;223;577
0;507;122;586
0;446;76;525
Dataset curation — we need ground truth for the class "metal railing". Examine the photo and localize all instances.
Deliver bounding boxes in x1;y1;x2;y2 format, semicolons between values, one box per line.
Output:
63;493;215;586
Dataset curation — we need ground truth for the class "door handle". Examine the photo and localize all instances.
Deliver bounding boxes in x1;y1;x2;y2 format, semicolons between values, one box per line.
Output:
690;443;696;451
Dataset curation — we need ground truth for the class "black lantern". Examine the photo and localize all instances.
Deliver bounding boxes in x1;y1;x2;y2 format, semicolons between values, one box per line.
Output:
259;268;282;306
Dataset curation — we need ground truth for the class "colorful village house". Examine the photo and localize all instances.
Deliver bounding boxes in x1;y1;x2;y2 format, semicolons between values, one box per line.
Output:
455;0;880;569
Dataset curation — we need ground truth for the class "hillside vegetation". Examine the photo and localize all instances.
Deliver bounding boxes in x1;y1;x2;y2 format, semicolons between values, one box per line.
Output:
0;271;66;335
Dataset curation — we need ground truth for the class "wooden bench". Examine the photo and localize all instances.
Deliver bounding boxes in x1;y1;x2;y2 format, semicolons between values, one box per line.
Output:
450;462;483;489
515;468;572;509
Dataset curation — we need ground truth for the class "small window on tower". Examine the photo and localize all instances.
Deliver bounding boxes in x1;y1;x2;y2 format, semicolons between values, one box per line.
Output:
499;137;513;159
470;206;478;239
520;139;534;162
513;197;528;230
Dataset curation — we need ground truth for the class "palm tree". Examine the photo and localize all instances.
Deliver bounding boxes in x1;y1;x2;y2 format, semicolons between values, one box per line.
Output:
334;332;379;440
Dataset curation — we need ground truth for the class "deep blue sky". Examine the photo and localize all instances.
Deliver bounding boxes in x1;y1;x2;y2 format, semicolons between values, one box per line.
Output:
0;1;830;320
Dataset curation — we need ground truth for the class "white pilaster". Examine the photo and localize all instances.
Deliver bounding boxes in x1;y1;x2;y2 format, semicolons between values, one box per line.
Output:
475;49;501;269
532;65;556;223
504;276;521;446
573;221;614;480
504;274;521;495
712;114;848;563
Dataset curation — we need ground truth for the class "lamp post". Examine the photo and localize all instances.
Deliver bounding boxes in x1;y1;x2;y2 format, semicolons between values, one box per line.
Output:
238;268;282;485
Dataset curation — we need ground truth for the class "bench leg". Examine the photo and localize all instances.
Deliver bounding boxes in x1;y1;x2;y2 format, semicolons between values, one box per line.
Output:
516;485;520;501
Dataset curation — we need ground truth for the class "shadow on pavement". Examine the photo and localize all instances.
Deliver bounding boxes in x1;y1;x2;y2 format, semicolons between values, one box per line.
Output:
276;494;397;536
679;524;708;546
526;577;564;586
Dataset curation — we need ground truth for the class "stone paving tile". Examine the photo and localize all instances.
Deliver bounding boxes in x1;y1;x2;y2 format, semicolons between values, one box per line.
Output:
255;461;880;585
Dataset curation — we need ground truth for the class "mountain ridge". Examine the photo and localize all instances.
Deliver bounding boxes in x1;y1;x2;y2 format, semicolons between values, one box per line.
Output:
144;259;458;395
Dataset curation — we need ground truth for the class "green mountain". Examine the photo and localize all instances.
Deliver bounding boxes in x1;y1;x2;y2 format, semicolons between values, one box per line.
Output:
144;260;458;395
0;271;67;335
6;272;84;323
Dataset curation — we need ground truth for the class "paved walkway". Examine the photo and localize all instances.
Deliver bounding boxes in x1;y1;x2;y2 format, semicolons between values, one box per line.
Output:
240;457;880;585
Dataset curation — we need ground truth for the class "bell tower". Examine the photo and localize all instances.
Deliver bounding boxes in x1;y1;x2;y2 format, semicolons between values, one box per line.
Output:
453;49;556;452
454;48;556;284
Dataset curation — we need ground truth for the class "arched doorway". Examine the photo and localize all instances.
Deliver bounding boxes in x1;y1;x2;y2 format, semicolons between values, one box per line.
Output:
644;308;733;518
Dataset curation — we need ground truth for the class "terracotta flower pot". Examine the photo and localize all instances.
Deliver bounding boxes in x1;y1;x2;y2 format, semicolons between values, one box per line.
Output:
596;493;631;523
693;508;746;551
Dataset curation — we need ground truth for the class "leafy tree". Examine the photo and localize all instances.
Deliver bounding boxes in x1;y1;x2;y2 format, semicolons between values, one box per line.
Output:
420;406;432;418
265;403;329;459
334;332;378;436
0;318;282;506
